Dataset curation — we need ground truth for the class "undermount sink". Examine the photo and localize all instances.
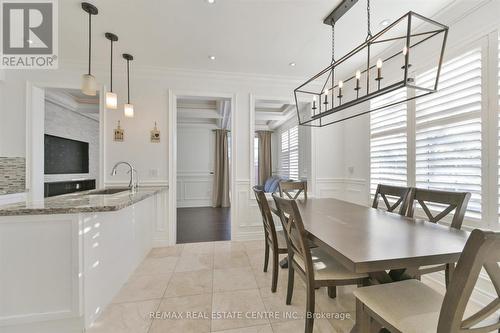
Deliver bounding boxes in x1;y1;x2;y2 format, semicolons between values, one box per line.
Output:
88;188;131;195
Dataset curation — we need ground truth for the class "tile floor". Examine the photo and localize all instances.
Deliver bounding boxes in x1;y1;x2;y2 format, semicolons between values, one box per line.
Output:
87;240;359;333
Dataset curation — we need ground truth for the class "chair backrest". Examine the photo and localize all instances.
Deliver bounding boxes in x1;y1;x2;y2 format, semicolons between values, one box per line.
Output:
372;184;411;216
407;188;471;229
252;186;279;249
272;194;314;284
278;180;308;200
438;229;500;333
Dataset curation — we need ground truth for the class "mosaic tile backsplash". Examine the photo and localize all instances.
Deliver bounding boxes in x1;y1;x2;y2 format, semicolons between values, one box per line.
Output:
0;157;26;194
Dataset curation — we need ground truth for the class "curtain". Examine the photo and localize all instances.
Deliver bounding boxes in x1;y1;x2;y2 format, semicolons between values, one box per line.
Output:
212;129;230;207
257;131;272;185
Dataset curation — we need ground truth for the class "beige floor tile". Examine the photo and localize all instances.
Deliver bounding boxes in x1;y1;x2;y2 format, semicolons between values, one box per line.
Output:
261;287;311;323
182;241;215;255
214;250;251;269
271;318;336;333
211;289;269;331
315;286;356;313
214;240;246;253
242;240;265;252
164;269;213;298
213;267;258;292
87;299;159;333
133;256;178;276
113;273;171;303
149;294;212;333
148;245;184;258
327;312;355;333
212;323;273;332
175;253;214;272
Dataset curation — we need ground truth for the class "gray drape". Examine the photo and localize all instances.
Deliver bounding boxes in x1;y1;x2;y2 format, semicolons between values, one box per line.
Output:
257;131;272;185
212;129;230;207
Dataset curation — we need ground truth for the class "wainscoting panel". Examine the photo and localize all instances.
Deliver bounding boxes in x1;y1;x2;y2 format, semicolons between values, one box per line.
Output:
177;173;213;208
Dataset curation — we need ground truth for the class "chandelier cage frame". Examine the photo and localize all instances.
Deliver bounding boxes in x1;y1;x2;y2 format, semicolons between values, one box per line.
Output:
294;10;449;127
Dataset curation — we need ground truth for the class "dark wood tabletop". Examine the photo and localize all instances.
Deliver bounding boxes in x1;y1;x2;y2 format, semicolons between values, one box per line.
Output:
269;197;470;274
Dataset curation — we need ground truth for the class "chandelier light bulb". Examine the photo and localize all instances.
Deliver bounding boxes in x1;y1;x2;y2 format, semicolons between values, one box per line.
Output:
355;70;361;79
403;46;408;56
376;59;383;69
338;80;344;88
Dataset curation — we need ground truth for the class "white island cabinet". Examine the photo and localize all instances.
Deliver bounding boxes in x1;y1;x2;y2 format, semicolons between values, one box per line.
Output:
0;187;168;333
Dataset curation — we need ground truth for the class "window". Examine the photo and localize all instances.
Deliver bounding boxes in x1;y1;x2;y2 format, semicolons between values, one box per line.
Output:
416;48;482;218
280;126;299;180
370;88;408;195
370;47;484;220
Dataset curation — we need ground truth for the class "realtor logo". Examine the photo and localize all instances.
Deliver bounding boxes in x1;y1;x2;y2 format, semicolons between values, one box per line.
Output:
1;0;58;69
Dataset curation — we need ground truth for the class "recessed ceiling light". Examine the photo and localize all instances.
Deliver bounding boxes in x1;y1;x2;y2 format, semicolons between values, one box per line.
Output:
289;62;296;67
27;39;33;44
206;0;215;4
379;19;392;28
209;55;216;60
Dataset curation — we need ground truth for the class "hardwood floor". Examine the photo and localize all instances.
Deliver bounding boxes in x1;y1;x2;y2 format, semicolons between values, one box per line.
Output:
177;207;231;244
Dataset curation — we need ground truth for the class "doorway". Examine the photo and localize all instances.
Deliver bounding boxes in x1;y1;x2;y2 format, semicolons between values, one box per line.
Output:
175;95;233;243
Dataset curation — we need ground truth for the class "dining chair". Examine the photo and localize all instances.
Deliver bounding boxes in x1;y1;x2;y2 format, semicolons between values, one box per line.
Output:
253;186;288;293
278;180;308;200
372;184;411;216
354;229;500;333
272;194;368;333
405;187;472;286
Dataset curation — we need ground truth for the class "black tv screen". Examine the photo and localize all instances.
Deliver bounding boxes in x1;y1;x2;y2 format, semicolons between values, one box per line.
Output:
44;134;89;174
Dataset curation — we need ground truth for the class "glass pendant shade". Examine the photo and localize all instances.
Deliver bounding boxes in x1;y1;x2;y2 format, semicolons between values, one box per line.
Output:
124;103;134;118
105;92;118;109
81;74;97;96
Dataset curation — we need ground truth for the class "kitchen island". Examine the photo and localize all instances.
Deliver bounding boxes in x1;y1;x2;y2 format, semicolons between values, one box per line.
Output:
0;187;168;333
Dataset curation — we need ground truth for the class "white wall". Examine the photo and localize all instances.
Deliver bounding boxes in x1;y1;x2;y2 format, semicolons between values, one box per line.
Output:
44;98;99;183
177;125;215;207
0;62;345;241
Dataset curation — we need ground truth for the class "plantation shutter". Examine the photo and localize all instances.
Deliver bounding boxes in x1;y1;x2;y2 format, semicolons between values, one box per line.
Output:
280;126;299;180
370;88;408;194
415;48;482;218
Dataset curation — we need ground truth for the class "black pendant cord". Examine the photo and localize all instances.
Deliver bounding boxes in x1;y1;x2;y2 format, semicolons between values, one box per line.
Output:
88;13;91;75
126;59;130;104
331;20;335;64
110;40;113;92
366;0;372;40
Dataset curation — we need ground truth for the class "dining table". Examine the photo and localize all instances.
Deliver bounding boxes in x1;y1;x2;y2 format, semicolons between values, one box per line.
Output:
268;197;470;332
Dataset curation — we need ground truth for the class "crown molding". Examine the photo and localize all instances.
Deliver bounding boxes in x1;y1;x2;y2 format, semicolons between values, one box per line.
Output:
59;60;306;86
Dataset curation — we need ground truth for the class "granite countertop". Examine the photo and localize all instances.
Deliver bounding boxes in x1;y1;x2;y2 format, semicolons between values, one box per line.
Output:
0;186;168;216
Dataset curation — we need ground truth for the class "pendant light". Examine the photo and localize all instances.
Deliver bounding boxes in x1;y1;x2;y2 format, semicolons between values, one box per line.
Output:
105;32;119;109
294;0;448;127
123;54;134;118
81;2;98;96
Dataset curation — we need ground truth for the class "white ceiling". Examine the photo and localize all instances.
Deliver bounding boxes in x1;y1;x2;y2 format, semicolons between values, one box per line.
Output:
60;0;472;77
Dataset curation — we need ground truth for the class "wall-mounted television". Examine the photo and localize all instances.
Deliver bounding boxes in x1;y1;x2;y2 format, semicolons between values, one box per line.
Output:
44;134;89;174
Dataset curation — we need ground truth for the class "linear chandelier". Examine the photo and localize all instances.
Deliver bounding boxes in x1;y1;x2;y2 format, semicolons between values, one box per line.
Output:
294;0;448;127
